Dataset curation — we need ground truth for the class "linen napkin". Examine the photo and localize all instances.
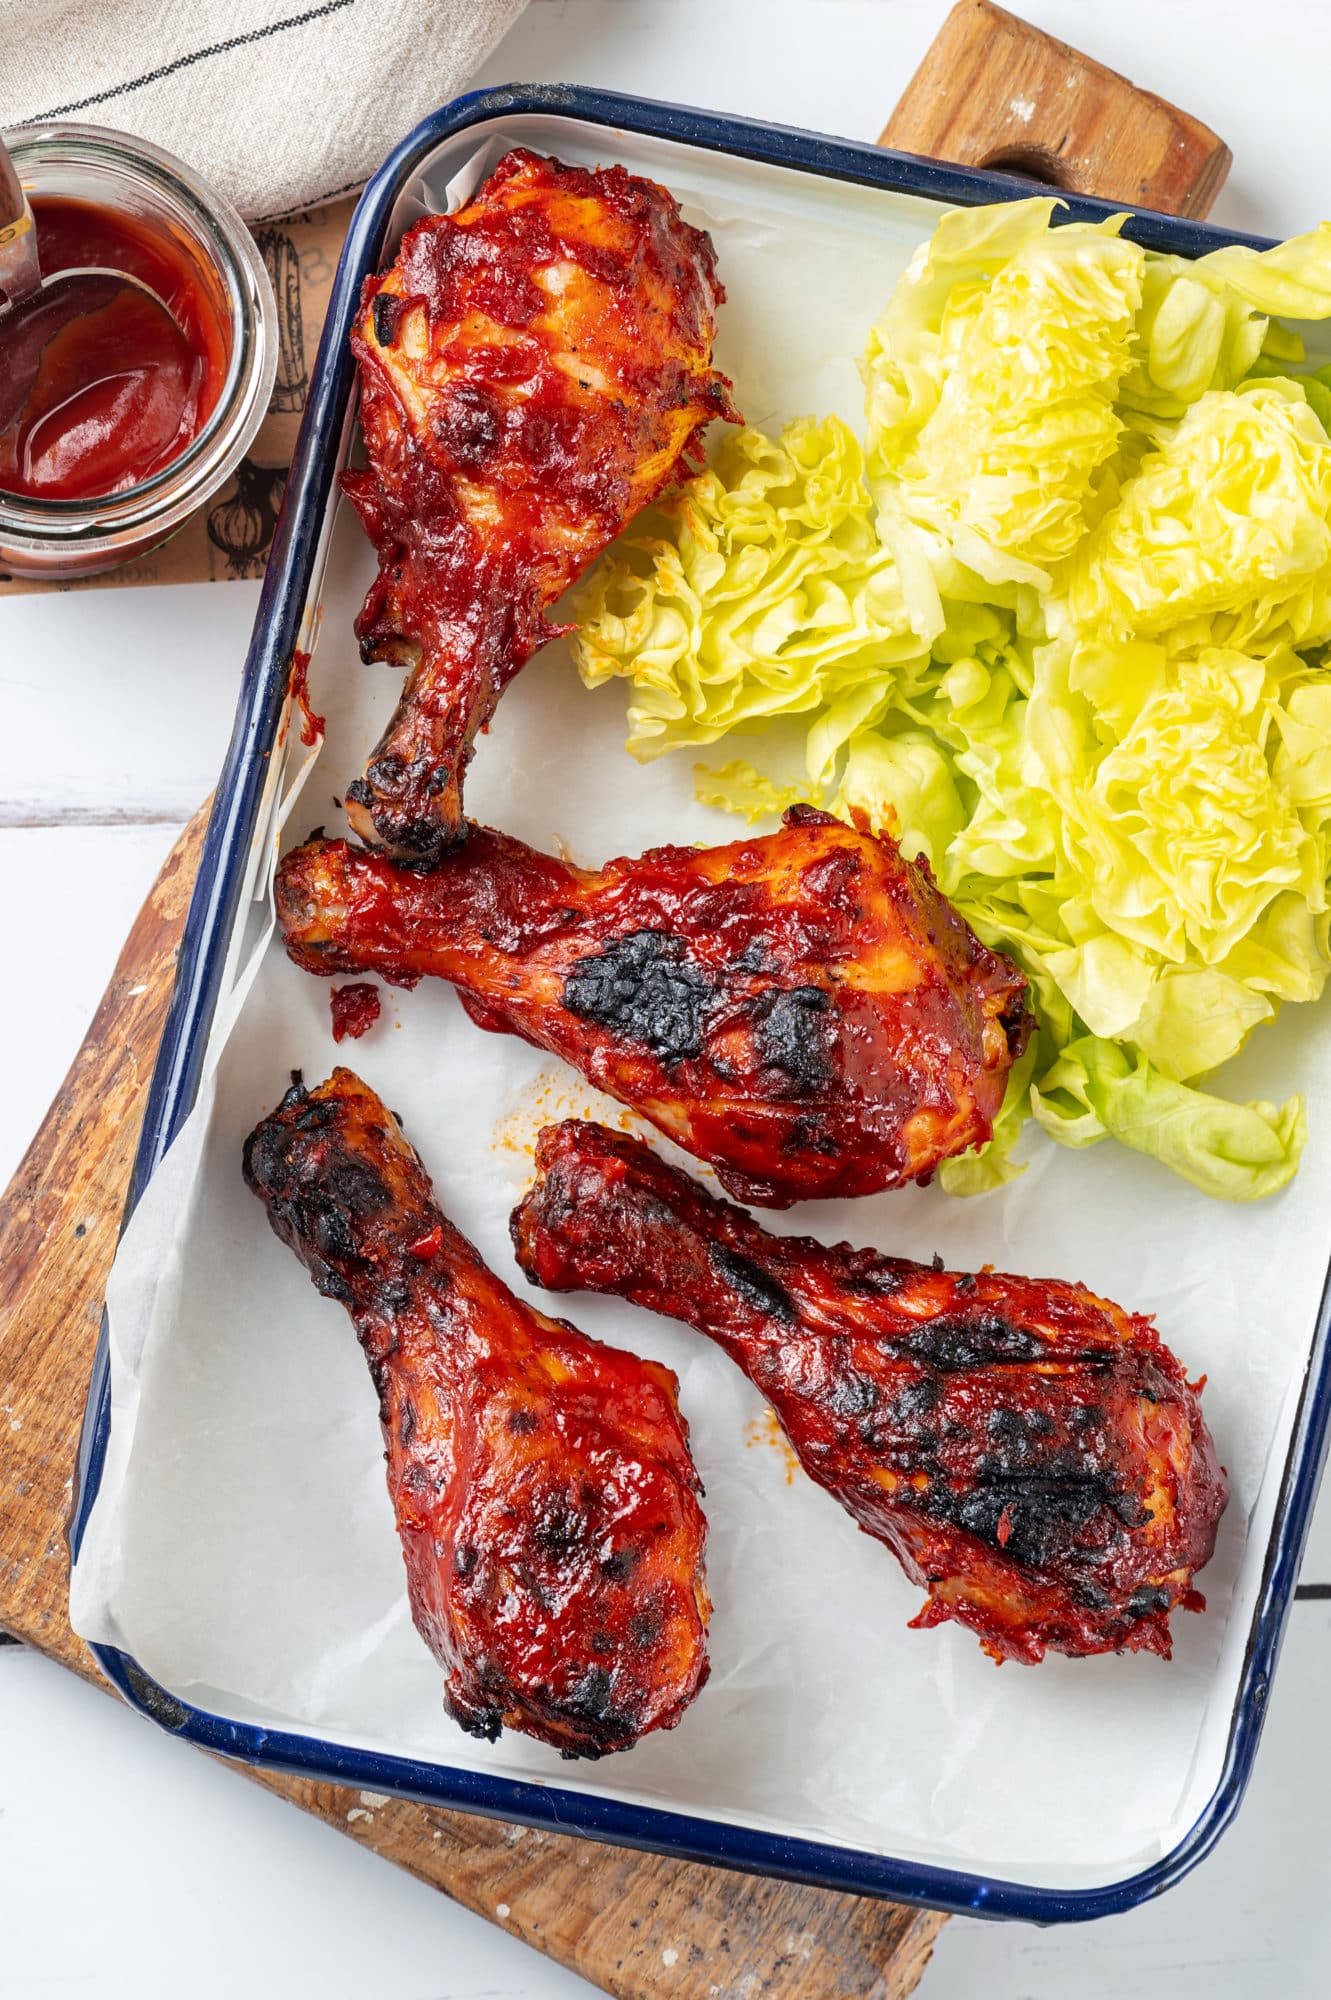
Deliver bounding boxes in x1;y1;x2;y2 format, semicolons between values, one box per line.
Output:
0;0;528;219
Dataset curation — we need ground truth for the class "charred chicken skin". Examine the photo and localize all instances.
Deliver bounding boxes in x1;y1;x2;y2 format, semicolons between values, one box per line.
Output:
511;1120;1229;1665
276;805;1032;1208
242;1069;710;1755
342;147;737;859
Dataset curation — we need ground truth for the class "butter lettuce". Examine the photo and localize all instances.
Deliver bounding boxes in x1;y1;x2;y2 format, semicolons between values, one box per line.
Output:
1054;220;1331;425
1030;1038;1306;1201
1063;383;1331;652
1116;257;1268;420
1199;221;1331;321
831;727;965;865
1029;641;1328;1007
576;198;1331;1199
861;198;1144;585
570;417;931;762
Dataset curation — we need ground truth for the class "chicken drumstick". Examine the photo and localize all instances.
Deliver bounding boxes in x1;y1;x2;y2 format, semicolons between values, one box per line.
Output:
343;147;737;859
511;1119;1229;1665
276;806;1032;1208
243;1070;710;1755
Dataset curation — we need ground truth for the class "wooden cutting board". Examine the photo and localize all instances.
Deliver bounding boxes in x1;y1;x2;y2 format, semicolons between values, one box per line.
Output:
0;11;1230;1996
881;0;1229;215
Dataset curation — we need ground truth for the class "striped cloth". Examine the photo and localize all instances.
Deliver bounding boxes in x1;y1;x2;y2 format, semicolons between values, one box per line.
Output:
0;0;527;219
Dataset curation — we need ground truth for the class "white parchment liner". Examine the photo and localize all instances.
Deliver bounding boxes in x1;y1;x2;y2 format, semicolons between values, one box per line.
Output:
70;122;1331;1894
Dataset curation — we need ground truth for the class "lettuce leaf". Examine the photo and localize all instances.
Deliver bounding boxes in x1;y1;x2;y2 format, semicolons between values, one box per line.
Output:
1029;1036;1305;1201
1063;382;1331;652
570;416;931;761
1029;640;1327;980
695;620;1326;1195
1116;258;1269;422
831;727;964;866
694;758;810;825
862;198;1145;585
1199;221;1331;321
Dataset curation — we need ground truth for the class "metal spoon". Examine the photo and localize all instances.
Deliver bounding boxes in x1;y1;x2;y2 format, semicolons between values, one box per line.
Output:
0;133;192;451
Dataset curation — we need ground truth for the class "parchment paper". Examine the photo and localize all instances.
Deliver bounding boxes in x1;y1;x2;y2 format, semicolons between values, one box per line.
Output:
69;121;1331;1893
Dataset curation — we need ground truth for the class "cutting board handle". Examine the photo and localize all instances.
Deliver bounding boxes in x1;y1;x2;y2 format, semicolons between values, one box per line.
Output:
881;0;1231;218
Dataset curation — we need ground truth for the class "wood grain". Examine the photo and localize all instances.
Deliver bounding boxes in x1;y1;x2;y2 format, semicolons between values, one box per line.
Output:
881;0;1231;218
0;805;943;2000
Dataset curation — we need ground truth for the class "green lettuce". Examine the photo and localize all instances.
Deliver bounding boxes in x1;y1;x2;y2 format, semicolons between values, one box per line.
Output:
1115;256;1268;421
1062;382;1331;652
1025;639;1331;1076
577;198;1331;1199
696;702;1314;1205
1199;221;1331;320
570;416;931;764
1030;1037;1305;1201
861;197;1145;585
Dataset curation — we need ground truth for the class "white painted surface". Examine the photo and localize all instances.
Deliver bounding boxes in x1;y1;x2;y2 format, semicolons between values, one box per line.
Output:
0;584;258;826
4;3;1331;1994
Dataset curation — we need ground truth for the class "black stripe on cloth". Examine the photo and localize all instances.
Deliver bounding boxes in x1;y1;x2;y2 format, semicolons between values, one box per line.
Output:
1294;1582;1331;1600
30;0;356;120
254;175;366;222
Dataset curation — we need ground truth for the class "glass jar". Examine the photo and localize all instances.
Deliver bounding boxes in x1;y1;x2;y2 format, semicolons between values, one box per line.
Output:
0;123;277;581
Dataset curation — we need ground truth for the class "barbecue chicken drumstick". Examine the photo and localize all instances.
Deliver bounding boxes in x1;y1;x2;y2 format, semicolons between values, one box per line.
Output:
276;806;1032;1207
243;1070;710;1755
342;147;737;859
512;1121;1228;1664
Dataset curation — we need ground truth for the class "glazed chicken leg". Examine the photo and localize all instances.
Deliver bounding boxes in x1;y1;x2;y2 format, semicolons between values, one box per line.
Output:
276;806;1032;1207
342;147;737;858
511;1120;1228;1664
243;1070;709;1755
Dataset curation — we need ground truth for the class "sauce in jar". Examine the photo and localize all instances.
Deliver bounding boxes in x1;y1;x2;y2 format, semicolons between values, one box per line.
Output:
0;196;229;502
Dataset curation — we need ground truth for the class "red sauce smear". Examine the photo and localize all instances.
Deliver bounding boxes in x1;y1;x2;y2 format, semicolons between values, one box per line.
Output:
0;196;228;501
288;649;326;745
330;982;382;1042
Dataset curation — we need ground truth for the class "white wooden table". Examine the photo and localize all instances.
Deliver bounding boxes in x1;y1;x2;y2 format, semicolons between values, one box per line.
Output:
4;4;1331;1993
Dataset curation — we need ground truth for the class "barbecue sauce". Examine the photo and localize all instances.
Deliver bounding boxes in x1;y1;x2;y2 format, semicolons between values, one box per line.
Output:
0;196;228;501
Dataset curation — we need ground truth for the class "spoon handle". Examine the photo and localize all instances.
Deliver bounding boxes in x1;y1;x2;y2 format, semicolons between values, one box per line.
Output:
0;134;43;308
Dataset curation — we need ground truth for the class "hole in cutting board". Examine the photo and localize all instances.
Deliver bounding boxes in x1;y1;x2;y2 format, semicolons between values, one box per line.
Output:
980;145;1074;190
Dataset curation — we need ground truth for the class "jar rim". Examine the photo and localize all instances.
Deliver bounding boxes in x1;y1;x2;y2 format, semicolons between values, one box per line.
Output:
0;121;278;551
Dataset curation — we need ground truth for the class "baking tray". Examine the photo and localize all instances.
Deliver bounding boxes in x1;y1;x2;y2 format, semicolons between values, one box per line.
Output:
68;84;1331;1922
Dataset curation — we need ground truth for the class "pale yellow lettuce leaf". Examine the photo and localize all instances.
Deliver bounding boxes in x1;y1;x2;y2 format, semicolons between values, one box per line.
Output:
1117;259;1269;421
863;198;1144;583
1030;1036;1305;1201
570;416;929;760
832;727;964;867
1043;644;1322;966
1199;221;1331;321
693;759;808;826
1063;382;1331;652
